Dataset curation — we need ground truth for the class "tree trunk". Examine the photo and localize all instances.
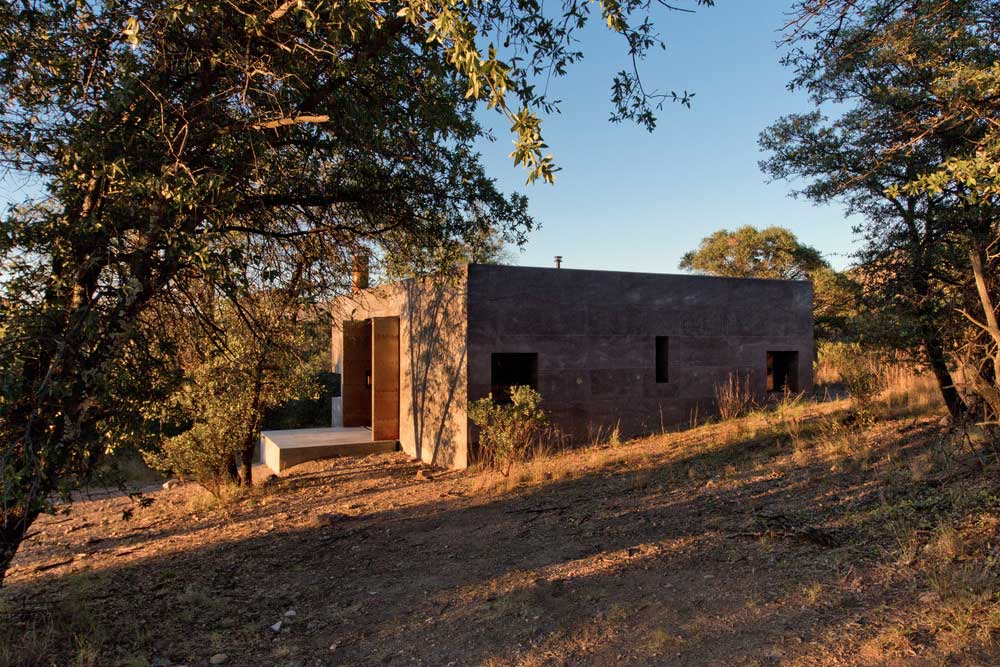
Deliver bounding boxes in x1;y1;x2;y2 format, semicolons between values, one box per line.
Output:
970;251;1000;381
967;249;1000;419
0;508;40;587
241;364;268;486
924;334;965;420
226;456;239;484
240;430;256;486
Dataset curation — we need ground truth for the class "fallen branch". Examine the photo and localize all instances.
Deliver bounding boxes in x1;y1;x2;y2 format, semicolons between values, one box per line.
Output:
129;518;169;533
34;557;74;572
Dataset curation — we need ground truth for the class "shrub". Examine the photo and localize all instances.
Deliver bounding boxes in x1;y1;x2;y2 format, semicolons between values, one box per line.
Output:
821;342;884;423
770;390;806;450
143;290;320;495
715;372;756;421
144;360;256;497
468;386;548;475
145;342;317;497
147;428;240;499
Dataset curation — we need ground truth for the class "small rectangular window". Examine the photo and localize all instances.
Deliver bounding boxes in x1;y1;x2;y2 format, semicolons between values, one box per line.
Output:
767;351;799;393
655;336;669;383
491;353;538;403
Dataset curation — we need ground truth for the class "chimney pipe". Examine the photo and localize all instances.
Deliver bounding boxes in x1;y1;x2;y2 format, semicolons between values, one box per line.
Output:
554;255;563;269
351;253;370;291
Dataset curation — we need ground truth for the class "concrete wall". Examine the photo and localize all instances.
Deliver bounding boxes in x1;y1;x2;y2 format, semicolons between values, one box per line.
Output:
330;272;469;468
465;264;814;444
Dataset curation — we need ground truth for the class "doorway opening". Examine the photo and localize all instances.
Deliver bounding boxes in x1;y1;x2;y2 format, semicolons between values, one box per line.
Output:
342;320;372;427
342;317;400;440
767;351;799;393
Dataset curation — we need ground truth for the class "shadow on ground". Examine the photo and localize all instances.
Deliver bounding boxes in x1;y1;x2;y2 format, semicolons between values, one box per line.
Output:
3;411;997;667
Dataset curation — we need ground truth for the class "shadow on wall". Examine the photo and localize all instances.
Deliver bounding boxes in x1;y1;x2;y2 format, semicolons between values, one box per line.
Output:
403;277;467;467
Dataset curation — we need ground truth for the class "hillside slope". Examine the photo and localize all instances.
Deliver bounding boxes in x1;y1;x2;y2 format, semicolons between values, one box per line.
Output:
4;397;998;667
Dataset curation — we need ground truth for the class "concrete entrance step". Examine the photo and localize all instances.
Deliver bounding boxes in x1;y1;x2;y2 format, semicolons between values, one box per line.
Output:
260;427;398;473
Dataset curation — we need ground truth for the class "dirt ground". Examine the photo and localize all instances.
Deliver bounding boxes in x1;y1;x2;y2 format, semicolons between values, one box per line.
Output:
3;399;999;667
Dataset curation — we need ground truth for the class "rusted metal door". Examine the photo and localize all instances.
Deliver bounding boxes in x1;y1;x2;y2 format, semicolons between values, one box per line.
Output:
371;316;400;441
342;319;372;427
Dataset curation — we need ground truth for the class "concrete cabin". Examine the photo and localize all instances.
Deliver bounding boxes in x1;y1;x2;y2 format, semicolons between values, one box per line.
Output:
324;263;814;470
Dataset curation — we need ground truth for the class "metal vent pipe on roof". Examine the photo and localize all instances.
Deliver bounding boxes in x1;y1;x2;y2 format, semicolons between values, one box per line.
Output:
554;256;563;269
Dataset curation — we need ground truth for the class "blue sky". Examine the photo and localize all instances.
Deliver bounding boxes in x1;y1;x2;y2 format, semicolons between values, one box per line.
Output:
476;0;859;272
0;1;859;274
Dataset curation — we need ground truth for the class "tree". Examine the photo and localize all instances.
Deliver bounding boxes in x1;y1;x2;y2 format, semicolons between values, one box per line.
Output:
759;107;970;416
679;225;826;280
146;293;317;496
766;0;1000;420
679;225;859;340
784;0;1000;201
0;0;522;583
0;0;713;583
144;236;329;492
382;221;517;281
810;265;862;342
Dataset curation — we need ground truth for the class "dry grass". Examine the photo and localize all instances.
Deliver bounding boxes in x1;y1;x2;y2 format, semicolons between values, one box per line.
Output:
0;579;108;667
815;343;944;418
715;372;756;421
813;355;842;387
477;394;854;498
925;524;967;561
4;362;997;667
878;369;944;419
184;479;278;514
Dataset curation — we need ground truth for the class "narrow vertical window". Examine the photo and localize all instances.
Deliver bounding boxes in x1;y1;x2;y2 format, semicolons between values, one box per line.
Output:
655;336;669;383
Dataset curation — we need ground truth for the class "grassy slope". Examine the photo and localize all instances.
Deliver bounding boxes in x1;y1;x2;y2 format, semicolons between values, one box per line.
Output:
2;377;998;667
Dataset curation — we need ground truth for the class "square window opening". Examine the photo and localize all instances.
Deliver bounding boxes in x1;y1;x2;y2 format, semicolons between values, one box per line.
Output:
491;353;538;404
767;351;799;393
655;336;670;383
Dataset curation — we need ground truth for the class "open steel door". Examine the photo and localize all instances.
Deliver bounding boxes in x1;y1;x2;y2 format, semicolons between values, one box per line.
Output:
371;316;400;441
342;319;372;427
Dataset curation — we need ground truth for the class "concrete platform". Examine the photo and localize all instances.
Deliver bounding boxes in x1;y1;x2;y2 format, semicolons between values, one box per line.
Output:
260;427;398;473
